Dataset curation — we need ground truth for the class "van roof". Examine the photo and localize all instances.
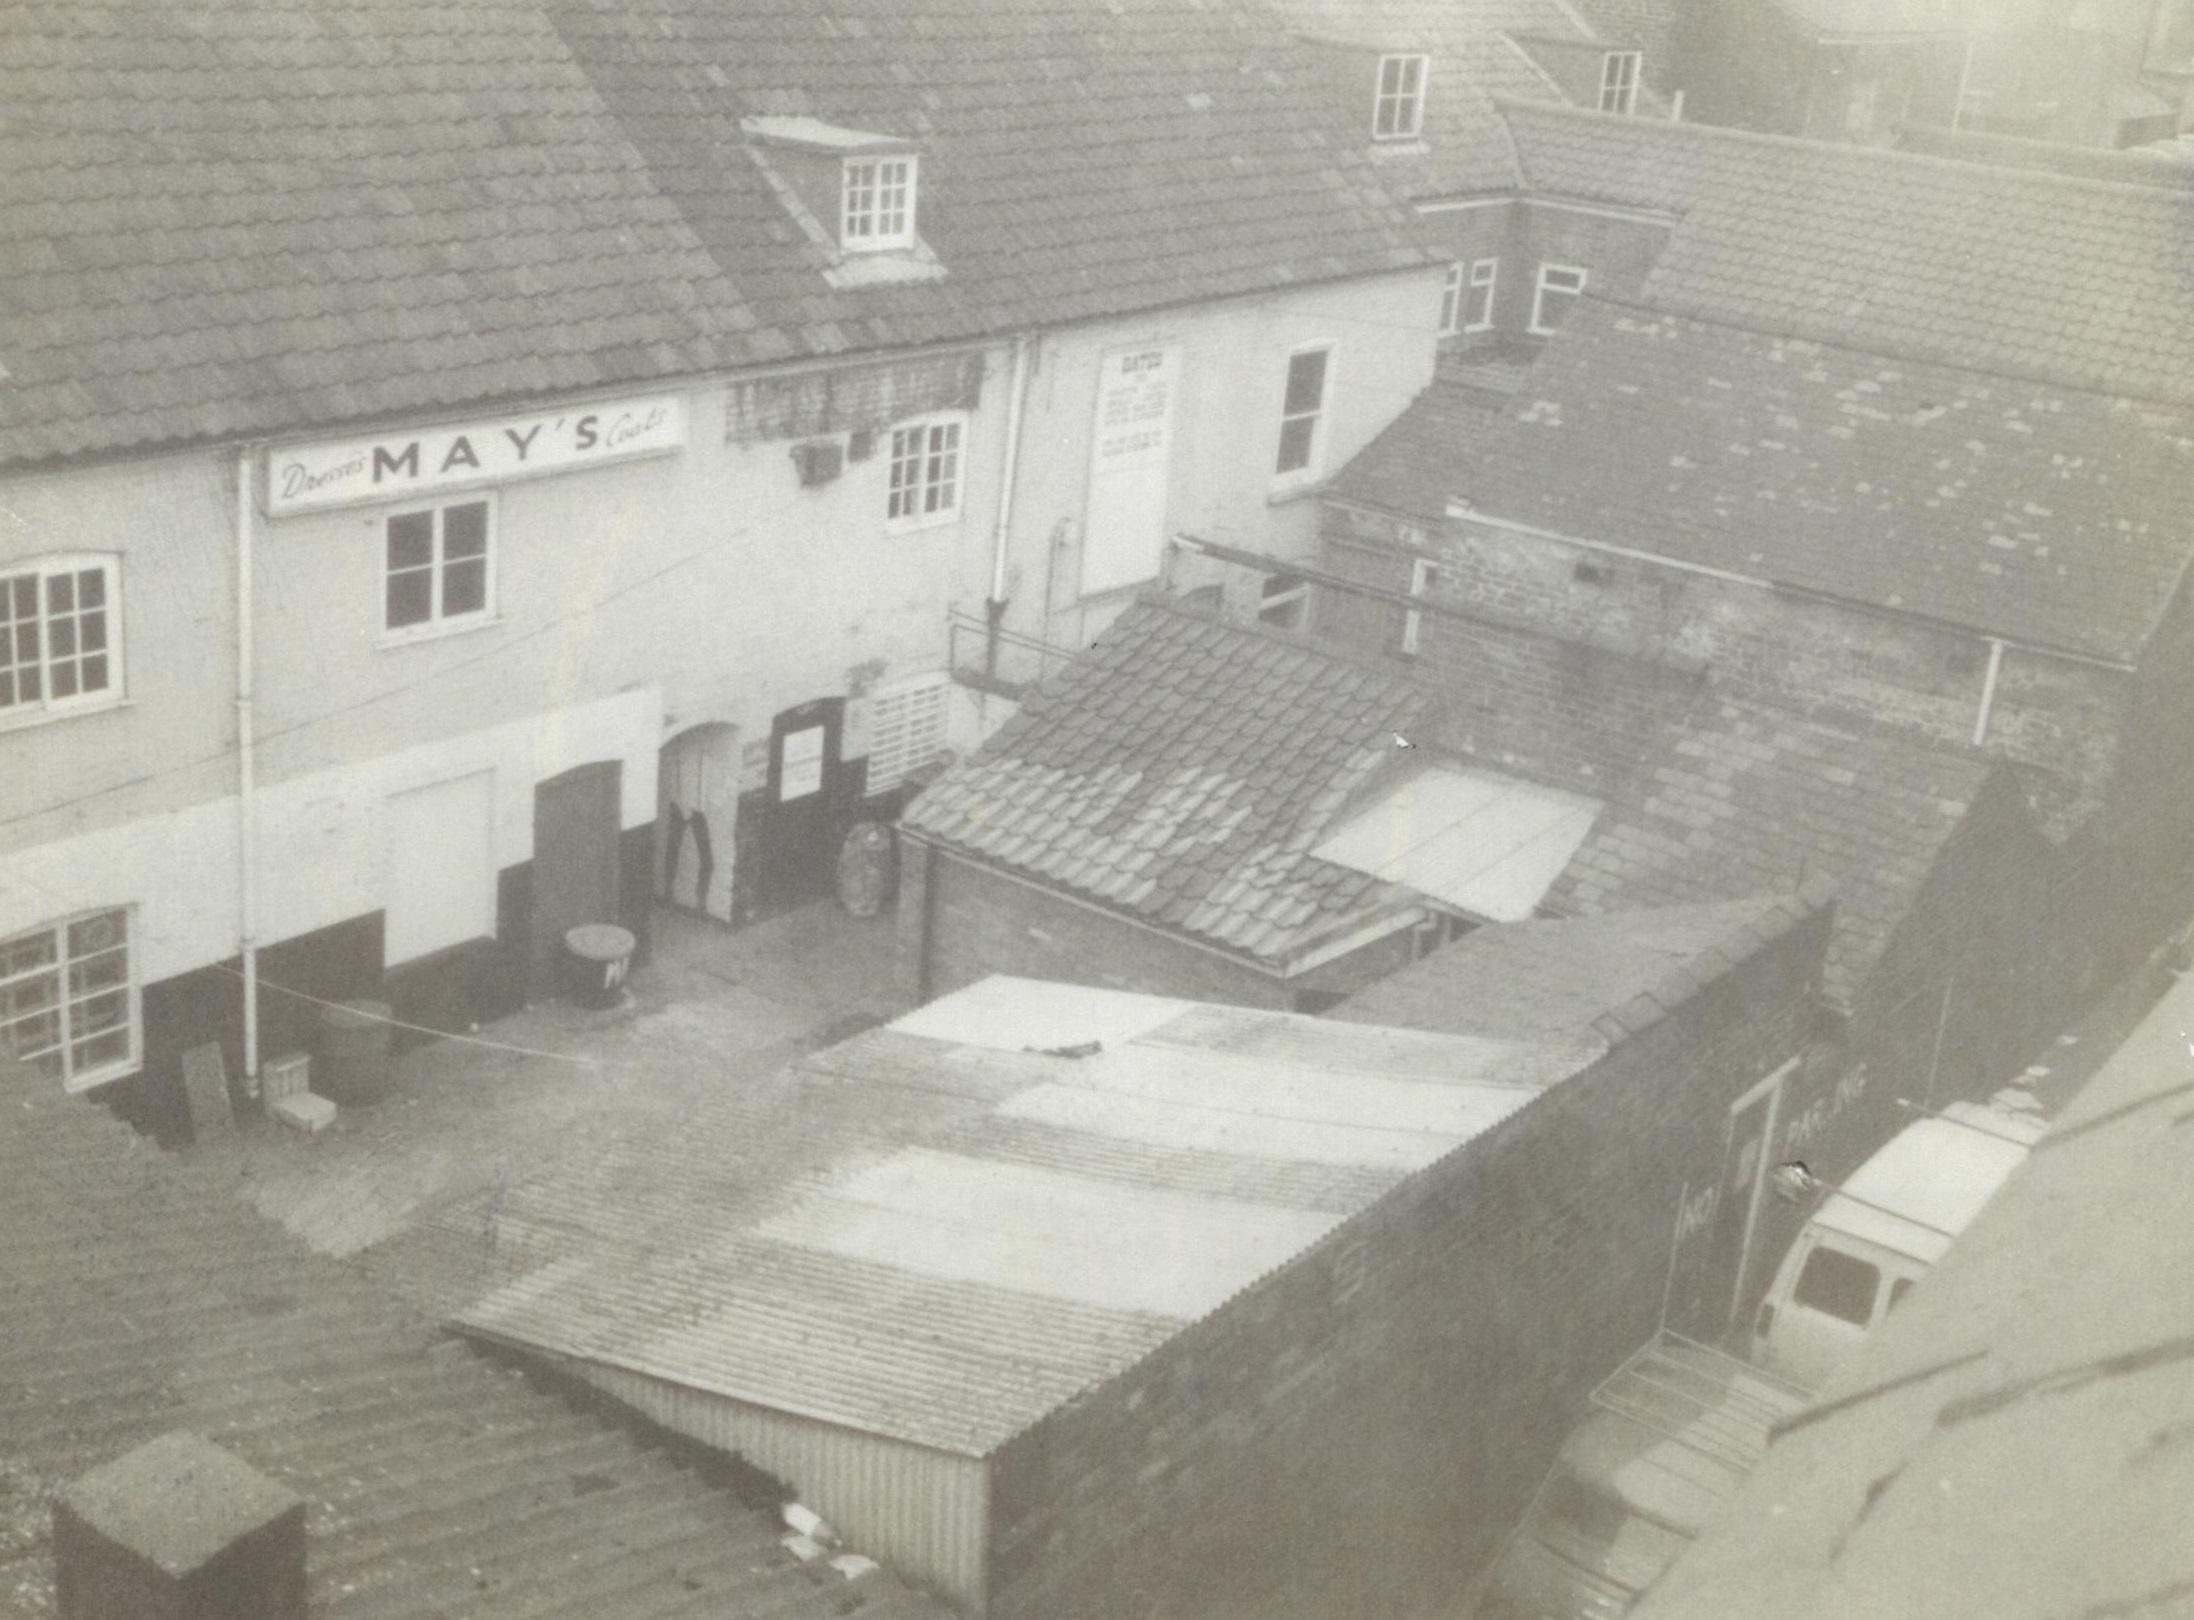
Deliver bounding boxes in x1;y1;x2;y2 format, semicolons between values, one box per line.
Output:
1811;1106;2039;1262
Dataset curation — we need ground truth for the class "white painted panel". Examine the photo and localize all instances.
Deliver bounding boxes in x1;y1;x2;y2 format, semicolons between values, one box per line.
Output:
1080;345;1180;597
384;770;496;966
780;724;826;800
997;1081;1459;1172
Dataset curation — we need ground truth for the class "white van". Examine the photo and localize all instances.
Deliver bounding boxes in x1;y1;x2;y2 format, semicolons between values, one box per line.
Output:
1749;1102;2044;1387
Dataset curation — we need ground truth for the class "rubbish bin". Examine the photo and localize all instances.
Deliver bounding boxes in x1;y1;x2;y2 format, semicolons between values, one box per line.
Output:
317;1000;394;1106
562;923;637;1008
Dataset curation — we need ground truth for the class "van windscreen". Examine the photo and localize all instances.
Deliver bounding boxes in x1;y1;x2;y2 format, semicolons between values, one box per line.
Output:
1792;1246;1880;1326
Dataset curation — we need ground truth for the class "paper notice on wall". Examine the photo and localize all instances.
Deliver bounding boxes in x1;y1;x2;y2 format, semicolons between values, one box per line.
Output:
780;725;826;801
1080;345;1181;598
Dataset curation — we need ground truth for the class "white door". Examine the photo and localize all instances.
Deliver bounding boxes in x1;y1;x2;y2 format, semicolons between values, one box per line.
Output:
385;771;498;967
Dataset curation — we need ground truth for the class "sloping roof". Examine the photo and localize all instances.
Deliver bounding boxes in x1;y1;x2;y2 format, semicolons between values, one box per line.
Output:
1498;100;2194;405
1415;302;2194;661
1332;892;1829;1042
1382;609;1993;1007
0;0;1432;468
1632;956;2194;1620
1546;692;1997;1008
1261;0;1665;196
1898;123;2194;188
458;979;1599;1458
901;595;1435;967
1330;344;1516;519
0;1057;946;1620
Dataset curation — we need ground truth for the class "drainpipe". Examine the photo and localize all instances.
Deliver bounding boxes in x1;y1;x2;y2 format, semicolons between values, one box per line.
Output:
235;445;260;1089
1971;637;2005;747
1951;38;1976;131
985;335;1035;678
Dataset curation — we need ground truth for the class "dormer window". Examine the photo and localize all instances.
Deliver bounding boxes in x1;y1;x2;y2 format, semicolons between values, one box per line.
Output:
1374;54;1428;140
1599;51;1642;115
842;154;917;253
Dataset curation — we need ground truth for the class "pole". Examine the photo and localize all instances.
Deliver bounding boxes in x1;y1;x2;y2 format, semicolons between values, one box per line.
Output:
235;445;260;1089
1658;1180;1688;1338
1922;971;1955;1107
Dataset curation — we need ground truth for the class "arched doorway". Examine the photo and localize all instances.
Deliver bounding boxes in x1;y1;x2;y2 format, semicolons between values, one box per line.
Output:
658;721;738;923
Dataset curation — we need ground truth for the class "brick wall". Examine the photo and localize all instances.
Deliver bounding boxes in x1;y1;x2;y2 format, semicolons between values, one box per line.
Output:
1321;505;2127;826
897;841;1291;1008
983;901;1835;1620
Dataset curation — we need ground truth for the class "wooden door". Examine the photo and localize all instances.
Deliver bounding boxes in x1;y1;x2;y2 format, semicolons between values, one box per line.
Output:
531;762;622;992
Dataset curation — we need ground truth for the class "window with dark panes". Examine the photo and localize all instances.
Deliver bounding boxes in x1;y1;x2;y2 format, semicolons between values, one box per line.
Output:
1275;347;1330;477
887;420;963;525
1792;1245;1881;1326
1373;54;1427;139
1;558;119;714
385;498;492;635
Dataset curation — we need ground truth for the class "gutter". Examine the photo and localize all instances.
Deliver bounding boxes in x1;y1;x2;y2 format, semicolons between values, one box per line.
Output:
234;445;260;1089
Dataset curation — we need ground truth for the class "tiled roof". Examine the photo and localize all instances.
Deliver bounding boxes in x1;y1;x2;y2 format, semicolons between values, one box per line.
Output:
1498;100;2194;405
1401;302;2194;661
458;981;1595;1458
1633;954;2194;1620
901;595;1435;967
1328;344;1525;520
1260;0;1666;196
0;0;1433;468
0;1057;946;1620
1544;692;1998;1008
1399;611;1994;1007
1897;123;2194;188
1331;892;1828;1042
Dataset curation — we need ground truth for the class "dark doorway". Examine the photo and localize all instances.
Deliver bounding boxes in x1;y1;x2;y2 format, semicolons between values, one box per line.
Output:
531;761;623;993
733;697;857;924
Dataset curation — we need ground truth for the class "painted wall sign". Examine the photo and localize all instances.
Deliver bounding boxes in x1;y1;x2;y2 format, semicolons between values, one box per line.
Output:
1080;345;1181;598
269;394;687;515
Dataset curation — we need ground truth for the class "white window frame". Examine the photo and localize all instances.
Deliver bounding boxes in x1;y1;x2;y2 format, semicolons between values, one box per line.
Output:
1273;343;1335;483
1257;570;1311;629
1373;53;1429;140
1599;51;1642;115
864;670;952;795
381;494;496;645
1;907;140;1093
885;416;965;531
1529;263;1588;336
1464;257;1499;334
0;554;124;725
1401;556;1438;655
841;154;918;253
1439;264;1465;335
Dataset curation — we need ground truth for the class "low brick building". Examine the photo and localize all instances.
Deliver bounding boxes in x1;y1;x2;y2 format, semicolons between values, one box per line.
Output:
459;891;1830;1620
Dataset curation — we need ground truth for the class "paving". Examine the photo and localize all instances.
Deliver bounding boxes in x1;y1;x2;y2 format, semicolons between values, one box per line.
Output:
198;901;906;1316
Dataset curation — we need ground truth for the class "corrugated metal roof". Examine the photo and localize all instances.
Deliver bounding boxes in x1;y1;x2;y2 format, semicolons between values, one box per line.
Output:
458;978;1591;1457
1314;764;1603;922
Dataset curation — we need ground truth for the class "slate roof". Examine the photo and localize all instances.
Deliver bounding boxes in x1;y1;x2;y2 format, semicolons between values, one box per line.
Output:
1633;952;2194;1620
1363;301;2194;661
0;1056;945;1620
459;981;1596;1458
1498;99;2194;405
0;0;1433;468
1261;0;1666;196
1331;891;1829;1042
900;595;1433;968
1897;123;2194;188
1402;613;2000;1007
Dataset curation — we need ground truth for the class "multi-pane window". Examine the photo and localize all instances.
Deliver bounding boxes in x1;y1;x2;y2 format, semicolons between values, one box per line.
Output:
1374;54;1428;139
887;420;963;525
842;155;917;251
1274;347;1331;478
1439;264;1466;335
1258;571;1310;630
1;909;136;1092
1599;51;1642;115
1464;258;1499;332
1;558;119;715
385;498;492;636
1530;264;1588;335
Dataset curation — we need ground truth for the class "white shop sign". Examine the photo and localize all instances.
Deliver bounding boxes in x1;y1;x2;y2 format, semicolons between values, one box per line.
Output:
269;394;687;515
1080;345;1181;598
